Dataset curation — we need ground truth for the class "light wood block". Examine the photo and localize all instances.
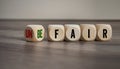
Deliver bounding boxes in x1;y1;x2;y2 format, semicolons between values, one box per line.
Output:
96;24;112;41
48;25;65;41
25;25;45;41
64;24;81;41
80;24;96;41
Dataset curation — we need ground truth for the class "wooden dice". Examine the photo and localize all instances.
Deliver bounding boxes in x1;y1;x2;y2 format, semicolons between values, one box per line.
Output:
48;25;65;41
65;24;81;41
25;25;45;41
25;24;112;42
96;24;112;41
80;24;96;41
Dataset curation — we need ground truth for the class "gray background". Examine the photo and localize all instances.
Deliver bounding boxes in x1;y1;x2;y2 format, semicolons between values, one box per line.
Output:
0;0;120;19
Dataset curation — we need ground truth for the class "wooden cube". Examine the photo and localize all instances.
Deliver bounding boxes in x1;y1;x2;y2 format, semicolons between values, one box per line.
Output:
25;25;45;41
96;24;112;41
64;24;81;41
48;25;65;41
80;24;96;41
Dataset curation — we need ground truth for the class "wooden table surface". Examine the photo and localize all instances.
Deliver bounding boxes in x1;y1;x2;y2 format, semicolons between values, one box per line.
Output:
0;20;120;69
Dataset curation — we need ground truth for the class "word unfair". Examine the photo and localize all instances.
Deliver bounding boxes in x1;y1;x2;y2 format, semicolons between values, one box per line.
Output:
25;24;112;42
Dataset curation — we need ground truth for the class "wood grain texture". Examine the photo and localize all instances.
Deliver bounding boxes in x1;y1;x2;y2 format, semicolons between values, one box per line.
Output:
0;20;120;69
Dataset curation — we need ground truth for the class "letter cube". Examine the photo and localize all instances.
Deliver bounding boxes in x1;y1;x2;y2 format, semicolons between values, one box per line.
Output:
96;24;112;41
64;24;81;41
48;25;65;41
80;24;96;41
25;25;45;41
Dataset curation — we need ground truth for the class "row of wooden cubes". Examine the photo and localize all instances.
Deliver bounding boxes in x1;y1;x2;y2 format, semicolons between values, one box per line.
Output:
25;24;112;42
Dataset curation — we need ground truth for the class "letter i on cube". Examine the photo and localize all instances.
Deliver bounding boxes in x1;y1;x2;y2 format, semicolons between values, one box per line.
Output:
25;25;45;41
80;24;96;41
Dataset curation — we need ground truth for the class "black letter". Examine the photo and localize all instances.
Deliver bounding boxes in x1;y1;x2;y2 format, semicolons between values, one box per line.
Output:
55;29;59;38
88;29;90;38
103;29;107;38
71;29;75;38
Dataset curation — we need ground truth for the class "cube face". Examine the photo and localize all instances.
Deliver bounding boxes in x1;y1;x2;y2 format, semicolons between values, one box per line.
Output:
80;24;96;41
25;27;33;41
25;25;45;41
48;25;65;41
65;24;81;41
96;24;112;41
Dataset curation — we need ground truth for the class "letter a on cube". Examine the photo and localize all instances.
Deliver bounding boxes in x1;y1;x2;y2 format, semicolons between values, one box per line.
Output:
65;24;81;41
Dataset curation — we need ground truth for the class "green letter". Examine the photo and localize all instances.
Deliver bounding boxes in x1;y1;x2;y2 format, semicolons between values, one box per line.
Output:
37;29;42;38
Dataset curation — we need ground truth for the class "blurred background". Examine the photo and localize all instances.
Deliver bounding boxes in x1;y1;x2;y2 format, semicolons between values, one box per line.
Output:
0;0;120;20
0;1;120;69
